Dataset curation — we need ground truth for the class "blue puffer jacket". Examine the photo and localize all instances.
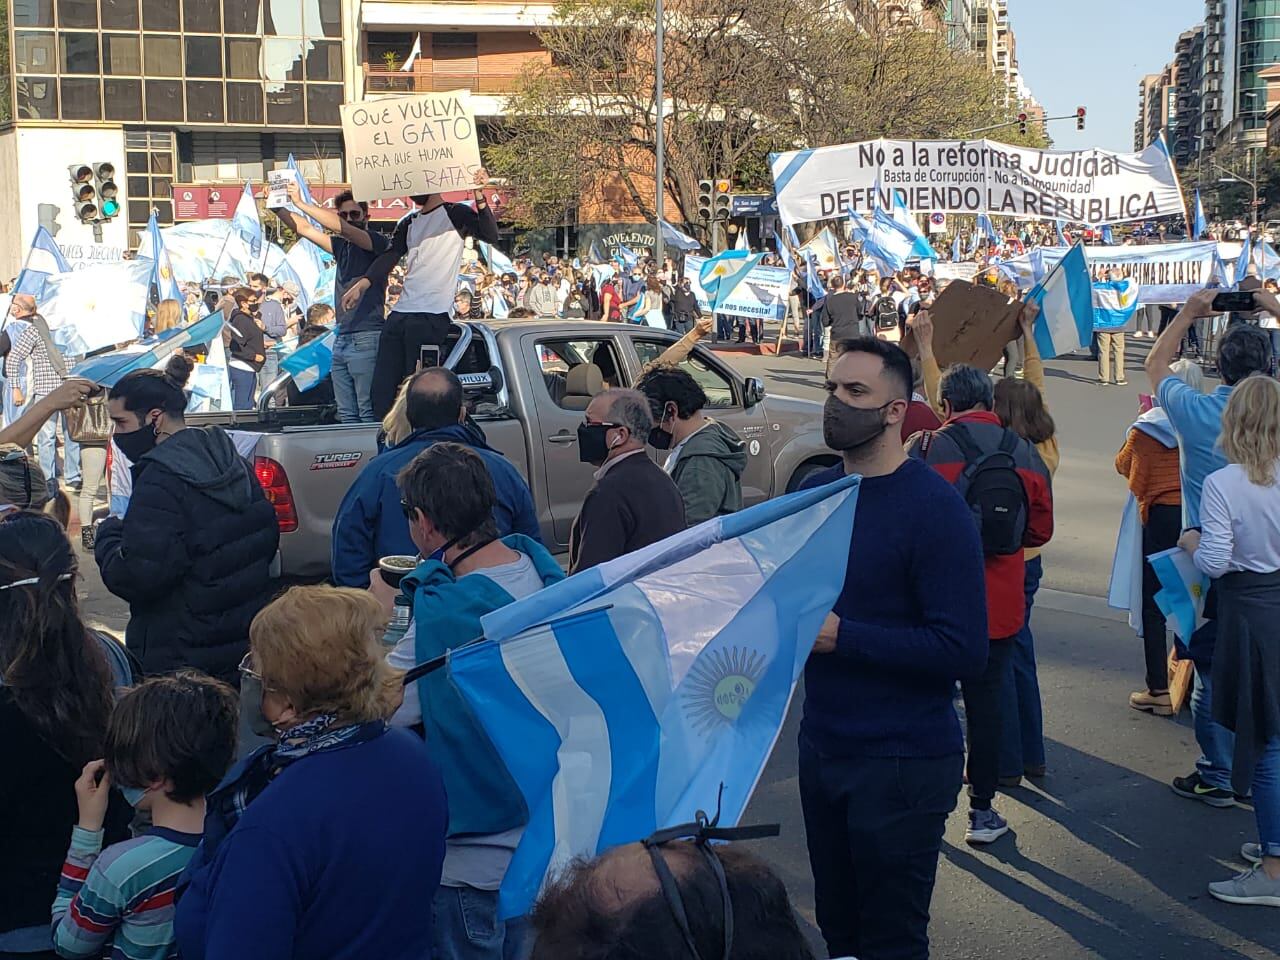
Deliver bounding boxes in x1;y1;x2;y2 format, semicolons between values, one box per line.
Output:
331;421;541;587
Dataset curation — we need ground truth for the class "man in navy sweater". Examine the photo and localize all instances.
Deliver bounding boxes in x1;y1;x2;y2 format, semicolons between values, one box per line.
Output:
800;336;988;960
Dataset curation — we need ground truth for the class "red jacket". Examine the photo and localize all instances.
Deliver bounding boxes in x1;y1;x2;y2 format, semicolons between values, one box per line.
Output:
905;410;1053;640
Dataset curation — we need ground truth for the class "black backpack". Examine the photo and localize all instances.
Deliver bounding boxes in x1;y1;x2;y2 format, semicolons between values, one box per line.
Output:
918;424;1028;556
873;295;899;329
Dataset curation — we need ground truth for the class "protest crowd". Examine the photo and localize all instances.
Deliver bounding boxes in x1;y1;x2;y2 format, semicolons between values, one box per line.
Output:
1;141;1280;960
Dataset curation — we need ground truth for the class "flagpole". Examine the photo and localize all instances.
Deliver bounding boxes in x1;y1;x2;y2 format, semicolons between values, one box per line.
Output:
653;0;665;269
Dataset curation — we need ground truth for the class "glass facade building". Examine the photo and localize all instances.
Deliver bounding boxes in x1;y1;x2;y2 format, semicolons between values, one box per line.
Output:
1236;0;1280;133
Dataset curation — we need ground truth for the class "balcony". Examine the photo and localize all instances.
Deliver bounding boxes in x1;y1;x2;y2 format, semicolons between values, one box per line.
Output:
366;70;524;95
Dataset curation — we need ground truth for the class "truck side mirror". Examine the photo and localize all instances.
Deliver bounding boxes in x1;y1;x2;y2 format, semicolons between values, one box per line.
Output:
744;377;766;408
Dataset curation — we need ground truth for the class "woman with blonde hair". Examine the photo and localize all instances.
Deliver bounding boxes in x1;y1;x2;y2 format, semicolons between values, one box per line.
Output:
175;585;448;959
1179;374;1280;907
153;298;183;334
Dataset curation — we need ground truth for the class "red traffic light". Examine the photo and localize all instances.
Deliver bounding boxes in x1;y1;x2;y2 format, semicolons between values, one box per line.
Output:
1077;107;1086;117
1018;113;1028;122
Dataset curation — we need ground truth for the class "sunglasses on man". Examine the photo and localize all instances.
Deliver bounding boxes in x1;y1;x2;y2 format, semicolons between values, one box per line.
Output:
337;210;365;222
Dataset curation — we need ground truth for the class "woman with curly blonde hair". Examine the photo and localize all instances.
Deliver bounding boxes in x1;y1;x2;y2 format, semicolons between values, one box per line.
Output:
174;585;448;959
1179;374;1280;907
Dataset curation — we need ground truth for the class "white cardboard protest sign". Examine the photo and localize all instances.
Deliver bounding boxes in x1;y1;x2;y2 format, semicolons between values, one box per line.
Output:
266;168;297;209
772;138;1185;227
341;91;482;202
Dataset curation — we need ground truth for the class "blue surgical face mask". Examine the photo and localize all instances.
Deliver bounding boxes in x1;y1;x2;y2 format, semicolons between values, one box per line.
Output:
120;784;149;808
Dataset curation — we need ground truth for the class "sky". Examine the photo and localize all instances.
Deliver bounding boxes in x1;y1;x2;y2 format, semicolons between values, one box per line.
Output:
1009;0;1205;153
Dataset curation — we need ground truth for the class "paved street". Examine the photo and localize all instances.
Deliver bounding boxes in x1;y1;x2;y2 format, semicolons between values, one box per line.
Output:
72;339;1279;958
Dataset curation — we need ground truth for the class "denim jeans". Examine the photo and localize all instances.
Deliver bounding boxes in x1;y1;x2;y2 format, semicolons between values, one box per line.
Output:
257;350;280;395
61;412;80;487
799;736;962;960
715;312;733;342
229;367;257;410
33;403;59;498
1254;737;1280;858
331;330;381;423
999;556;1046;778
1191;664;1236;791
1269;329;1280;375
431;885;529;960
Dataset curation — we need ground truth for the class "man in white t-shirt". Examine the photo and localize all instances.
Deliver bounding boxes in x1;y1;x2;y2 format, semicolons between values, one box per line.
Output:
342;168;499;418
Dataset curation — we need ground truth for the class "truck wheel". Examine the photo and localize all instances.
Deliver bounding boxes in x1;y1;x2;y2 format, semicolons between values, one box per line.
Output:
786;457;839;493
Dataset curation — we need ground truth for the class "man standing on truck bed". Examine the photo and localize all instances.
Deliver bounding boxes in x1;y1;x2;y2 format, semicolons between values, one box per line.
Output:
331;367;540;588
340;168;499;420
277;181;389;423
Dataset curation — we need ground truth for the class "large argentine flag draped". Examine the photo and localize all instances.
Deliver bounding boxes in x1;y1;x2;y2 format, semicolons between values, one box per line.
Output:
14;227;72;297
42;261;153;354
279;330;336;391
1026;243;1094;358
146;212;184;303
70;311;224;386
1093;277;1141;330
449;475;861;918
699;250;764;313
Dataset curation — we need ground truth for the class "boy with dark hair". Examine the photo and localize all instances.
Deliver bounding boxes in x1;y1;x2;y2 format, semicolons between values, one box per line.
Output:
51;671;238;960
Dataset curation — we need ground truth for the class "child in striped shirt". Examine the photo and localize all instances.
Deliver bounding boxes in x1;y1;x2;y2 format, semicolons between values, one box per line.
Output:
51;671;239;960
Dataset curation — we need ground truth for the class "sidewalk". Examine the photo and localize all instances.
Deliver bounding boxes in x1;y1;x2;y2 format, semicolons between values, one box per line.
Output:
746;603;1279;960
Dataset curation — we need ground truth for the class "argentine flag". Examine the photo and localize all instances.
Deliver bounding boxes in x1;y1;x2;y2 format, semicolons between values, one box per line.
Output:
774;229;795;273
1093;277;1140;330
1026;243;1094;358
1235;235;1254;285
480;241;515;276
803;249;826;303
659;219;700;253
1193;189;1207;240
616;244;639;272
232;182;264;260
449;474;861;918
1102;224;1115;245
280;329;336;391
951;232;963;262
1148;547;1209;642
146;212;184;303
1055;219;1067;246
846;206;872;245
285;154;321;230
71;311;226;386
588;240;609;265
977;213;1000;246
14;227;72;297
41;260;152;354
699;250;763;312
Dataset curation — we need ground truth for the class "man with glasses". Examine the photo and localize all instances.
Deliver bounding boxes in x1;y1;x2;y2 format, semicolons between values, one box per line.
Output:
278;183;390;423
568;388;685;573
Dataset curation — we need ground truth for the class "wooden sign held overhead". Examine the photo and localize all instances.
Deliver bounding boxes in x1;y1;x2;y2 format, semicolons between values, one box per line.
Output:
341;90;482;203
899;280;1023;372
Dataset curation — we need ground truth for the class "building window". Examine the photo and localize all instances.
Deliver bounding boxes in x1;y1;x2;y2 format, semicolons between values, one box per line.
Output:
14;0;55;27
264;37;303;81
60;32;100;74
306;83;340;124
264;0;303;37
144;35;181;75
182;0;220;33
306;39;340;81
186;80;223;121
223;0;262;34
57;0;97;29
15;32;57;73
227;81;263;123
145;78;183;120
225;38;261;79
185;36;222;77
16;76;57;118
126;129;178;247
266;82;304;124
141;0;177;30
103;77;142;119
102;33;140;73
303;0;340;39
100;0;138;29
59;76;101;118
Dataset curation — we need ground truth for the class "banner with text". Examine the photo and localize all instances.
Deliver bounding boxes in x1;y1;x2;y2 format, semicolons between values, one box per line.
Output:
341;90;481;203
997;241;1225;304
686;255;788;320
771;138;1184;227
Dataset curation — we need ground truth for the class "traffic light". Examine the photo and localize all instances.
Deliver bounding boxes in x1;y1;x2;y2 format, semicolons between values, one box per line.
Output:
69;163;96;222
1018;113;1028;136
713;178;732;220
696;179;714;222
95;162;119;219
1076;107;1086;131
37;203;61;238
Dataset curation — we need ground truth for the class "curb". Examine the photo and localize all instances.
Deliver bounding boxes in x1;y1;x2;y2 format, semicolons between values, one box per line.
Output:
1036;588;1125;623
709;341;804;358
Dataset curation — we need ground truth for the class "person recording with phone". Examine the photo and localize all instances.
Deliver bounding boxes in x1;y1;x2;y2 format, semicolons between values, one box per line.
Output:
341;168;499;420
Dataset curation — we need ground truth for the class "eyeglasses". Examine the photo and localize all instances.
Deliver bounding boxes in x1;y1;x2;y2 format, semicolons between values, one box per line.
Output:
400;499;417;520
582;419;623;429
238;651;268;686
337;210;364;221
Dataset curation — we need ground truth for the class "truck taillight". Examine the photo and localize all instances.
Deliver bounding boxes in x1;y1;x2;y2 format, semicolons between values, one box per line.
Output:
254;456;298;533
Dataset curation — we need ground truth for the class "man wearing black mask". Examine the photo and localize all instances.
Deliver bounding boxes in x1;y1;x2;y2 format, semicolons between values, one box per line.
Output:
798;337;988;960
568;388;684;573
669;278;700;335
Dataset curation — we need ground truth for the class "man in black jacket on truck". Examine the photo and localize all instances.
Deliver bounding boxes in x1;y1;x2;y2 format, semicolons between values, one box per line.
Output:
341;168;500;419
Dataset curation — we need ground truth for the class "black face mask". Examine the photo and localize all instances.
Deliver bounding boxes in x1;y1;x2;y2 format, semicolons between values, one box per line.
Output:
648;403;676;450
113;416;160;463
577;423;618;466
823;395;891;452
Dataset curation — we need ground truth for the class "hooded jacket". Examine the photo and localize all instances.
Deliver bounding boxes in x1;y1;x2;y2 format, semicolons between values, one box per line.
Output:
331;420;541;588
94;426;279;684
669;419;747;527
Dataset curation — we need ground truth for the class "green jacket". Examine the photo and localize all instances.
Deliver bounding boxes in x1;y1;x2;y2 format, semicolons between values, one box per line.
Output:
669;419;747;526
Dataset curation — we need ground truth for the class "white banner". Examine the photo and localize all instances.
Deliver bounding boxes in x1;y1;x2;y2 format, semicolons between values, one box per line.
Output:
685;255;788;321
771;138;1185;227
341;90;481;202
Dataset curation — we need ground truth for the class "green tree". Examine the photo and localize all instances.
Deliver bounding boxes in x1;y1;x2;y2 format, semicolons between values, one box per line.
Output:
486;0;1045;232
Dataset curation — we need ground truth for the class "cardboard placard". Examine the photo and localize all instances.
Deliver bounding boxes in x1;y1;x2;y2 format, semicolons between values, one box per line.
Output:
341;90;482;203
899;280;1023;372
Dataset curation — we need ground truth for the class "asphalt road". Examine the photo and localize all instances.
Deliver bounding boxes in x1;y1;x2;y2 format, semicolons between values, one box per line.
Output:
73;340;1279;959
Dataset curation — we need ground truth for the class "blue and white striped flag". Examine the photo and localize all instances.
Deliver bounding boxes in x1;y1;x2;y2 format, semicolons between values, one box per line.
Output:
280;329;335;392
1026;242;1094;358
480;241;515;276
285;154;321;230
1235;234;1253;285
449;474;861;918
14;226;71;298
1148;547;1209;642
803;249;826;303
491;287;510;319
616;244;639;271
232;182;263;260
1193;189;1207;240
1055;219;1068;246
1102;224;1116;245
70;311;225;386
774;229;795;273
146;211;184;303
951;232;963;262
699;250;763;313
845;206;872;246
659;219;700;253
1093;278;1140;330
589;240;609;265
42;260;153;355
977;213;1000;246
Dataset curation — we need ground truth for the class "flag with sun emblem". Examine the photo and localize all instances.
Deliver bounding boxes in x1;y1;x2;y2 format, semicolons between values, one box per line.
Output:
41;260;152;354
145;211;184;303
449;473;861;919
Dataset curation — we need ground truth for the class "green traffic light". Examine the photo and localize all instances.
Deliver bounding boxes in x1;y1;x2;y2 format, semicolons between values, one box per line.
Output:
101;198;120;217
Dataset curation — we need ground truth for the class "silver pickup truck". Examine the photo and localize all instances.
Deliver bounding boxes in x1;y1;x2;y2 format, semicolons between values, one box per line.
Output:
191;319;835;578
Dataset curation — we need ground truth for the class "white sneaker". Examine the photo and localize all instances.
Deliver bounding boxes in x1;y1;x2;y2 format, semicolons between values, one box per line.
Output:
965;808;1009;845
1209;865;1280;907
